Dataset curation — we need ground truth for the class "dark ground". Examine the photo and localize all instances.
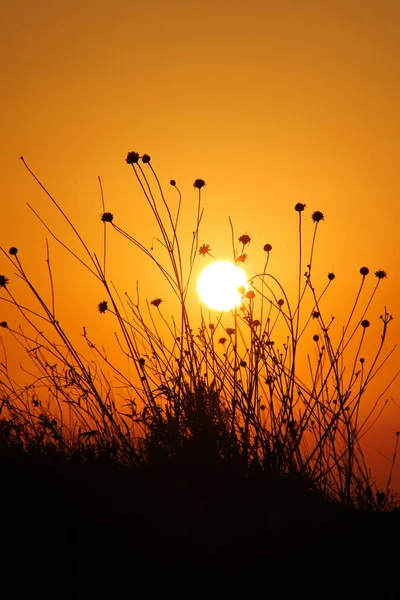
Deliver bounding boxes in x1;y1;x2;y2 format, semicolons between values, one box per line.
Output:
1;444;399;599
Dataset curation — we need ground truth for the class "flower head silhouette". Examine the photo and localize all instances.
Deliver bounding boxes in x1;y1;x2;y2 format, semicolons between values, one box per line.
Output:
198;244;212;257
98;301;108;314
101;212;114;223
0;275;9;288
126;151;140;164
312;211;324;223
239;234;251;245
244;290;255;299
194;179;206;189
151;298;162;307
375;270;387;279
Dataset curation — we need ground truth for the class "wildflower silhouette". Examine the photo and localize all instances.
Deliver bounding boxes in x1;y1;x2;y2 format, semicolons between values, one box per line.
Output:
193;179;206;189
126;151;140;164
312;211;324;223
375;270;387;279
0;149;396;519
239;234;251;245
150;298;162;307
98;301;108;314
198;243;212;257
101;212;114;223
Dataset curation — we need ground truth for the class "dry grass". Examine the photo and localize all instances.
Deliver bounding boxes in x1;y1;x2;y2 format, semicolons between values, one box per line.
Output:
0;151;399;513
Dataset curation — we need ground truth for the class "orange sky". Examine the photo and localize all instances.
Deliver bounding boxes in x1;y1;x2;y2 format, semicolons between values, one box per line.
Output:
1;0;400;493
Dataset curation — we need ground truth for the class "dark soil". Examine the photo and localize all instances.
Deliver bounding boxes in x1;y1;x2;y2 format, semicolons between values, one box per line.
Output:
1;444;399;599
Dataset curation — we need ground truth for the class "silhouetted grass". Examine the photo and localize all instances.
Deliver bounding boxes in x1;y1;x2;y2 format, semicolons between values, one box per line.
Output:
0;152;400;597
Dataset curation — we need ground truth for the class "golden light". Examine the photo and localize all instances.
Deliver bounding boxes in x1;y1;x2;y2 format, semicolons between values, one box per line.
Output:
197;261;248;311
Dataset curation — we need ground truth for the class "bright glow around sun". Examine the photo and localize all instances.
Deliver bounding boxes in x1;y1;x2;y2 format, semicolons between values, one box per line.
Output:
197;261;248;311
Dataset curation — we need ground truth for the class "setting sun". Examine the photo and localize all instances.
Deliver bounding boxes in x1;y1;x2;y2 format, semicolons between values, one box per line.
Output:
197;261;247;311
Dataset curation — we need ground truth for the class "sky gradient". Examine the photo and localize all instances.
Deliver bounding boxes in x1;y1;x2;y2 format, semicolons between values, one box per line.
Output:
1;0;400;491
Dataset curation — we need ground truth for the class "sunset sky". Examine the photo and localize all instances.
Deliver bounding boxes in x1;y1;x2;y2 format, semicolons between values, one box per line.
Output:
1;0;400;491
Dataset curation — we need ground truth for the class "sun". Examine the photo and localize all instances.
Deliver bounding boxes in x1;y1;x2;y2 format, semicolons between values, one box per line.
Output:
197;261;247;311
